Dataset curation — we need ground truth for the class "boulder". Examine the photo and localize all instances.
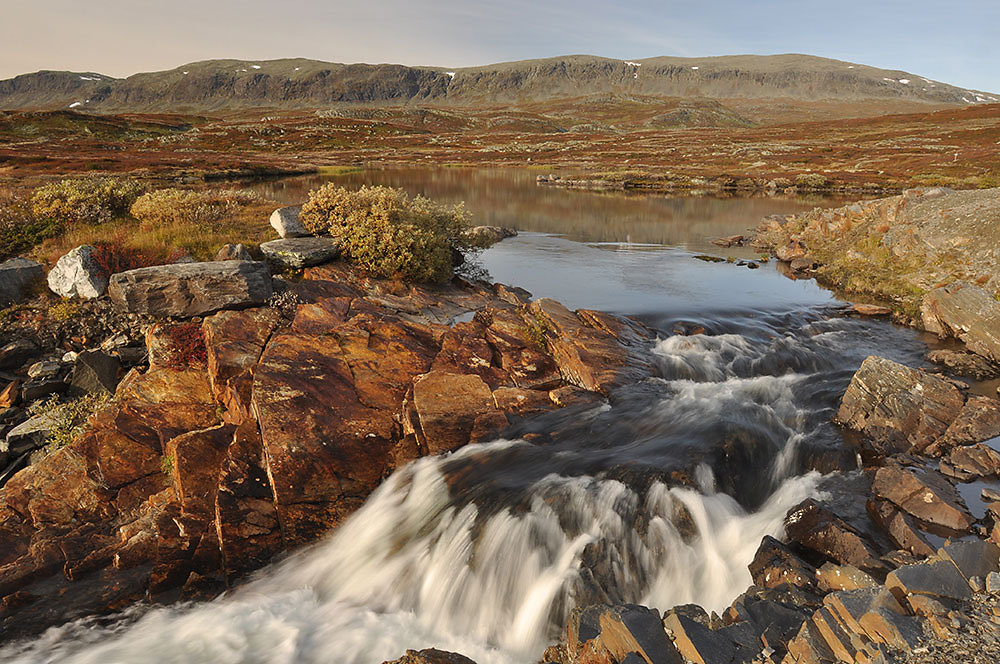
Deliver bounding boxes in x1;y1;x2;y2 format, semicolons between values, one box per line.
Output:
69;350;121;397
2;406;68;455
866;499;936;558
383;649;477;664
816;562;878;592
776;239;808;262
569;604;681;664
921;281;1000;363
871;466;974;532
748;535;818;591
214;243;253;261
940;442;1000;480
0;258;43;305
465;225;517;247
662;606;731;664
885;560;972;602
47;245;108;299
784;499;885;573
935;540;1000;583
835;355;966;454
259;237;341;269
0;339;38;371
409;371;508;455
926;349;1000;380
269;205;308;238
109;261;272;318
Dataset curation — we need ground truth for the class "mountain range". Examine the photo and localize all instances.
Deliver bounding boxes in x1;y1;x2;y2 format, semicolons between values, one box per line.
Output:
0;54;995;113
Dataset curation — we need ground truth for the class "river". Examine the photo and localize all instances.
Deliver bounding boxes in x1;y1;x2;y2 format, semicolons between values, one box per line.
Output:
1;169;936;664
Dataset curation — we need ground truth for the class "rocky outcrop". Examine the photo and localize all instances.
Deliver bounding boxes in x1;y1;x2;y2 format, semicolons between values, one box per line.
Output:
0;258;43;306
259;237;341;269
871;466;974;533
108;260;273;317
269;205;308;238
921;281;1000;365
0;262;653;638
46;245;108;299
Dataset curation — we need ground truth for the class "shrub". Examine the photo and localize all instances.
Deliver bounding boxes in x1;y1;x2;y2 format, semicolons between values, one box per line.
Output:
300;184;474;283
0;187;63;260
795;173;829;189
90;239;165;278
163;323;208;370
28;393;112;450
31;177;144;226
130;188;260;230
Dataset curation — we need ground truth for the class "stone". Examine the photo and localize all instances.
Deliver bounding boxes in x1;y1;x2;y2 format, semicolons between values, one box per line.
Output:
835;355;966;455
851;303;892;316
0;339;38;371
21;377;66;401
935;540;1000;583
776;239;808;262
0;379;20;408
921;281;1000;364
492;386;553;416
26;360;60;380
109;261;273;318
269;205;309;238
410;371;507;455
784;499;885;573
926;349;1000;380
214;243;253;261
259;237;340;269
885;560;973;602
871;466;974;533
986;571;1000;594
816;562;878;592
465;225;517;246
866;499;936;558
69;350;121;397
934;395;1000;453
0;257;43;305
785;621;838;664
711;234;744;247
749;535;818;590
662;607;729;664
940;442;1000;480
165;424;235;516
2;406;68;455
383;649;478;664
592;604;681;664
46;245;109;299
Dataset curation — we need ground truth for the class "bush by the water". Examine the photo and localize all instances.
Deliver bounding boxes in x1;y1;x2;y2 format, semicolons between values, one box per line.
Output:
300;184;474;283
31;177;145;226
130;188;260;230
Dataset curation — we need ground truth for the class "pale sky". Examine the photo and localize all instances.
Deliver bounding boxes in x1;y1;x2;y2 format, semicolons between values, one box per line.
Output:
2;0;997;92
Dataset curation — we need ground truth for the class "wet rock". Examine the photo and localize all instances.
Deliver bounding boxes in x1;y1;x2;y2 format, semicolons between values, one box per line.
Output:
567;604;680;664
835;355;966;455
492;386;553;416
866;499;936;558
934;540;1000;583
0;339;38;371
259;237;341;269
749;535;818;591
775;239;807;262
939;442;1000;480
384;650;477;664
885;559;972;602
711;234;744;248
926;349;1000;380
68;350;121;397
109;261;273;318
932;395;1000;454
46;245;108;299
851;303;892;316
784;499;886;573
662;606;732;664
214;243;253;261
871;466;974;533
921;281;1000;364
0;258;43;306
466;225;517;247
269;205;308;238
816;562;878;592
410;371;507;455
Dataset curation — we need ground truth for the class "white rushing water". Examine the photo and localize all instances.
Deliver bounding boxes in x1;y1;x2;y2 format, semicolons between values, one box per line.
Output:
3;328;849;664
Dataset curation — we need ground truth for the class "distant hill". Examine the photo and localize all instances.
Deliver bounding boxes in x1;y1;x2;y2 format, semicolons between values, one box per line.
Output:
0;54;995;113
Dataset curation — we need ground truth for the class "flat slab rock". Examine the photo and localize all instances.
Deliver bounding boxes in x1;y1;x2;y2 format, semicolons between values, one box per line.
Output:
108;260;272;318
922;281;1000;364
259;237;340;269
871;465;974;532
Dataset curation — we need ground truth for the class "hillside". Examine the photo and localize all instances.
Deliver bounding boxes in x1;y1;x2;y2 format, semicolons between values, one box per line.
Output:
0;54;995;114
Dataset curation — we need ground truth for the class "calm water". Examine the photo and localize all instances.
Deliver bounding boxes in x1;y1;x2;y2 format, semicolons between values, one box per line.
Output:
5;169;936;664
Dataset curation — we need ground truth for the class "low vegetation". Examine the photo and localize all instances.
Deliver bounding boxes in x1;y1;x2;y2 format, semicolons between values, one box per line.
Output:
0;187;62;261
27;392;112;451
31;177;145;226
301;184;477;283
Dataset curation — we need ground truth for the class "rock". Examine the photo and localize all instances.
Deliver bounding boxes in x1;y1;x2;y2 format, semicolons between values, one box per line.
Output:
851;303;892;316
69;350;121;397
823;587;906;639
214;243;253;261
109;261;273;318
2;406;67;455
816;562;878;592
0;258;43;305
776;239;808;262
921;281;1000;364
711;234;744;248
0;379;20;408
748;535;818;591
866;499;936;558
383;649;478;664
784;499;885;573
269;205;308;238
987;571;1000;594
21;378;66;401
871;466;974;532
933;395;1000;454
789;257;815;272
0;339;38;371
940;442;1000;480
926;349;1000;380
410;371;507;455
26;360;60;380
259;237;341;269
885;560;972;602
662;606;731;664
568;604;681;664
935;540;1000;583
46;245;109;299
466;225;517;246
835;355;966;455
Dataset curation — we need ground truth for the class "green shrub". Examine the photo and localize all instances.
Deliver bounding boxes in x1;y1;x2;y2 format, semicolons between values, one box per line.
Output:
795;173;829;189
300;184;474;283
31;177;145;226
130;188;260;230
28;393;112;451
0;188;63;260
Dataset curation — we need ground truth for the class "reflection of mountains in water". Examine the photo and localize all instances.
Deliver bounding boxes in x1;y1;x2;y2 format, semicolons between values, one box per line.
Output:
249;169;841;248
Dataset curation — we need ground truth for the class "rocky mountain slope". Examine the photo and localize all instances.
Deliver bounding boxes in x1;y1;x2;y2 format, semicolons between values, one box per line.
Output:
0;54;995;113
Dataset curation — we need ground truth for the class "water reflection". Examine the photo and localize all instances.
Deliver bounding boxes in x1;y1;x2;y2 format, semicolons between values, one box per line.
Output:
248;168;843;256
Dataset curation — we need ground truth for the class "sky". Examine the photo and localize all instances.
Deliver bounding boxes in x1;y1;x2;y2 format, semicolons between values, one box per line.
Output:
1;0;998;92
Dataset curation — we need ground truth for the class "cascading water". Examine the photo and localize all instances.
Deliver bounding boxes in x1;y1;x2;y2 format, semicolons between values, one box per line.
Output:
1;310;930;664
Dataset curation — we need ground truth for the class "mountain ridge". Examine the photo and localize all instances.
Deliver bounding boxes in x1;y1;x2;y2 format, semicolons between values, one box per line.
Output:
0;54;996;113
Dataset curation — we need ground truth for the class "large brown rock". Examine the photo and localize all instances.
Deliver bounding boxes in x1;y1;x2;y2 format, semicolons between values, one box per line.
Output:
109;261;272;318
409;371;508;455
871;466;974;532
921;281;1000;364
784;499;885;573
865;499;936;558
835;355;966;454
569;604;681;664
748;535;818;591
